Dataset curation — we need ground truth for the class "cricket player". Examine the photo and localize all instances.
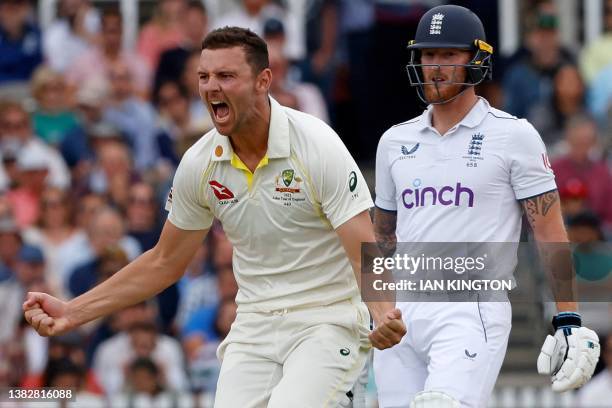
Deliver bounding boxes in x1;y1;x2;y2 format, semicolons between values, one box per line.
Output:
373;5;600;407
23;27;406;407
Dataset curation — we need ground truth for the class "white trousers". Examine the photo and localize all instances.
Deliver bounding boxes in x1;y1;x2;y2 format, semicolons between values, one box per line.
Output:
374;301;511;408
214;299;371;408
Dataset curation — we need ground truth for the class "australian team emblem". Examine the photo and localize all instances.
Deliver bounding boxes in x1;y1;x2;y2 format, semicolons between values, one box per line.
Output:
276;169;302;193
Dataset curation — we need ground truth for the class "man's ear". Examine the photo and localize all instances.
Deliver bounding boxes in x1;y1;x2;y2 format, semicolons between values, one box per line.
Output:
255;68;272;94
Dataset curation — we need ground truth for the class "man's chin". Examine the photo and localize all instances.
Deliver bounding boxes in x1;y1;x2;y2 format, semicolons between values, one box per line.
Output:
424;88;462;104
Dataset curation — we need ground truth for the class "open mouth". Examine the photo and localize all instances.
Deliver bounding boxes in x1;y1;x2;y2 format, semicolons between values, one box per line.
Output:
210;101;230;122
430;76;447;84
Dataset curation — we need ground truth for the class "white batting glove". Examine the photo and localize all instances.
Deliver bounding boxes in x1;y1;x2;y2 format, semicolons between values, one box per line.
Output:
537;312;600;392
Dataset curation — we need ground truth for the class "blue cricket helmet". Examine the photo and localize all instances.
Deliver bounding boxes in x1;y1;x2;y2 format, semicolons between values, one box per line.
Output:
406;5;493;104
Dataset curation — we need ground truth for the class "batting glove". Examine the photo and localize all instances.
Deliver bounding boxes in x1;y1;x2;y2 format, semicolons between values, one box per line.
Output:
537;311;600;392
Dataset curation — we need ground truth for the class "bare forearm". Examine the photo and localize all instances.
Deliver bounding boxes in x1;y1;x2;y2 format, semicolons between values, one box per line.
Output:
337;210;396;324
66;249;180;328
374;208;397;257
347;257;395;324
522;191;577;312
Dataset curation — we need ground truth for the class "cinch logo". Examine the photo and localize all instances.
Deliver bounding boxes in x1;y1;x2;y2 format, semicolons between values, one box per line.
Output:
402;182;474;209
209;180;235;200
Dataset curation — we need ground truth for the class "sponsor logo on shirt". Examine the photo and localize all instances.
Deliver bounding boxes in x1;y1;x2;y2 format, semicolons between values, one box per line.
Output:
400;143;420;160
464;349;477;360
349;171;357;192
209;181;237;204
402;181;474;209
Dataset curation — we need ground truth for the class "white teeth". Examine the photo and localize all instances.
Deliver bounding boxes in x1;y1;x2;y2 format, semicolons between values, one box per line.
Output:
211;101;224;105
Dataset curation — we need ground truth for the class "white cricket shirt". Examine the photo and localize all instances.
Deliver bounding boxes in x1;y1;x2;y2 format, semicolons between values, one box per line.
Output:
167;97;373;312
375;97;557;243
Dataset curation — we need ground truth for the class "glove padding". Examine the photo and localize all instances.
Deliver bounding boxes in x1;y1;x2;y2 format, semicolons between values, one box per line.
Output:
537;326;600;392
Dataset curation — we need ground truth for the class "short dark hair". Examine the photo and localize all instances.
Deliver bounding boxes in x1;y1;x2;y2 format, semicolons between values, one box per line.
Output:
201;26;269;74
101;5;122;23
129;357;160;376
187;0;206;14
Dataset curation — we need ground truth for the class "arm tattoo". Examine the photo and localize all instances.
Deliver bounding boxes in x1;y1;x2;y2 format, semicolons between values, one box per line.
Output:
521;190;559;228
374;207;397;257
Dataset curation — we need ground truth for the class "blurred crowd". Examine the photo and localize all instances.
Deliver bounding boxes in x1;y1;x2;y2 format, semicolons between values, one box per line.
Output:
0;0;611;405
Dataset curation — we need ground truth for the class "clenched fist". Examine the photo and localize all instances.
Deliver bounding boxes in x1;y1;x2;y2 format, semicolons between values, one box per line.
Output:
23;292;73;337
369;308;407;350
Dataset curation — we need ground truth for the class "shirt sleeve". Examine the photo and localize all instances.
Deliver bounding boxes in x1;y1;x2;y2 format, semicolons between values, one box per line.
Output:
166;151;214;231
507;119;557;200
311;128;374;229
374;131;397;211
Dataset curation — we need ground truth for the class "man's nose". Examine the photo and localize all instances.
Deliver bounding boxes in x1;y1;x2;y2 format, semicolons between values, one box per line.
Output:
201;77;221;92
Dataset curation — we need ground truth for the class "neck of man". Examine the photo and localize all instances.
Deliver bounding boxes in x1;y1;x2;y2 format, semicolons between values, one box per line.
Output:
228;96;271;172
431;89;479;136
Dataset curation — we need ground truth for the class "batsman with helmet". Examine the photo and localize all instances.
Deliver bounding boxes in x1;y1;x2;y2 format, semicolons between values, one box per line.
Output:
373;5;600;407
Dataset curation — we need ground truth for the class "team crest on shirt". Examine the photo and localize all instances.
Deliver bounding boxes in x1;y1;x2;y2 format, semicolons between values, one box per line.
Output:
462;133;485;167
273;169;306;207
275;169;301;193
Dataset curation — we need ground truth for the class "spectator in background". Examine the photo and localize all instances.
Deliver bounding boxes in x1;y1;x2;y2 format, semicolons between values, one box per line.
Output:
528;64;586;147
63;206;140;294
22;187;82;298
0;101;70;190
181;265;237;346
262;17;286;52
552;115;612;231
125;183;180;337
578;334;612;406
185;297;237;393
155;80;211;163
0;224;25;343
69;244;128;298
0;245;52;381
103;62;160;172
43;0;101;72
137;0;187;71
154;1;208;96
85;301;156;366
112;357;194;407
212;0;294;56
94;320;188;395
88;141;136;209
579;0;612;84
126;182;162;251
268;44;329;122
300;0;339;107
337;0;375;159
180;50;214;129
558;178;590;221
0;217;22;277
42;357;106;407
67;7;151;99
175;239;217;330
21;332;103;393
30;67;79;146
502;2;575;118
59;79;113;192
0;317;27;388
585;1;612;129
0;0;43;84
6;143;51;227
